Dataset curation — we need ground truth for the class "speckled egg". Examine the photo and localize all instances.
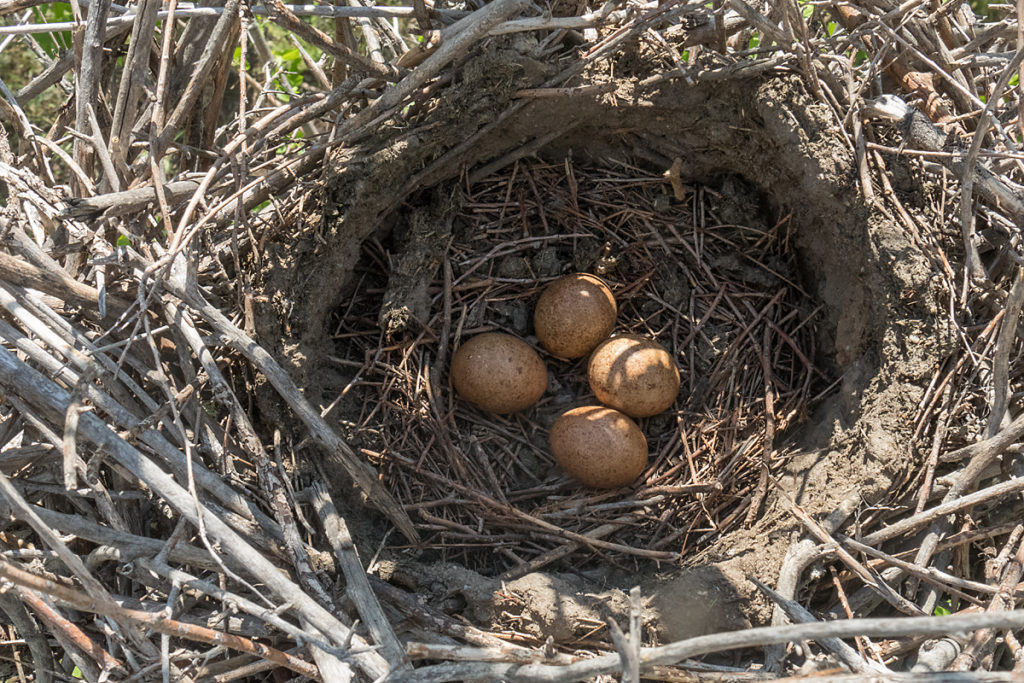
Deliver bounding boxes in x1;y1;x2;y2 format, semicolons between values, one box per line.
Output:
549;406;647;488
588;335;680;417
451;332;547;414
534;274;617;359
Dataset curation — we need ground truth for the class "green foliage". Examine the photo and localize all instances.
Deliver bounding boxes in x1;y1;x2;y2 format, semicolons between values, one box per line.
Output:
276;47;307;91
748;32;760;49
235;20;327;99
116;234;131;247
0;2;71;128
34;2;73;58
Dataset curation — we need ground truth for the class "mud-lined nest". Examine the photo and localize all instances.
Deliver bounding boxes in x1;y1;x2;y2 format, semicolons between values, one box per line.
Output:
333;157;824;573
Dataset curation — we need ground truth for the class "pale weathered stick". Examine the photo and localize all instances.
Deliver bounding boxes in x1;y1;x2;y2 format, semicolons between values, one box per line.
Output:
395;610;1024;683
765;490;862;670
335;0;531;140
162;295;339;619
309;481;407;670
985;268;1024;439
605;613;639;683
0;249;129;318
950;536;1024;669
72;0;112;185
957;45;1024;283
140;558;342;656
860;476;1024;546
264;0;397;81
158;274;418;542
0;558;322;680
0;470;121;615
24;503;220;570
151;0;242;161
109;0;161;163
753;578;887;674
0;344;391;679
63;180;201;218
771;476;924;616
0;298;279;535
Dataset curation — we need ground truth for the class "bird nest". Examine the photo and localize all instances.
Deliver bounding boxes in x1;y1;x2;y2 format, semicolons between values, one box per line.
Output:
332;156;825;574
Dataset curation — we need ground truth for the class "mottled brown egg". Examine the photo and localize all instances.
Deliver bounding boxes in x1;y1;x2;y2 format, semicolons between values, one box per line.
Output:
549;406;648;488
588;335;680;417
450;332;547;414
534;274;617;359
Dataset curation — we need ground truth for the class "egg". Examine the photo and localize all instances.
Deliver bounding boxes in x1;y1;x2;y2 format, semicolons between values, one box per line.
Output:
534;273;617;359
450;332;547;414
549;406;647;488
588;335;680;417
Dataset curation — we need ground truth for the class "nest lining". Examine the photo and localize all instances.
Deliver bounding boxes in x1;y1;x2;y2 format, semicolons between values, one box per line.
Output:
332;155;827;574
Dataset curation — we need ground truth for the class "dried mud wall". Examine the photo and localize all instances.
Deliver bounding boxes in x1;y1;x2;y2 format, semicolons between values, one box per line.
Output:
254;53;951;631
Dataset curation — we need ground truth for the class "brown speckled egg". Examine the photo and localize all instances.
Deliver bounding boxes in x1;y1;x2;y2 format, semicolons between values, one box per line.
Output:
588;335;680;417
534;274;617;359
549;406;647;488
451;332;547;414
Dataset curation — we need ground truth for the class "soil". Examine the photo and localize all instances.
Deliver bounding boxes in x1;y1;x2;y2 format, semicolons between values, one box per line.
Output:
251;37;954;645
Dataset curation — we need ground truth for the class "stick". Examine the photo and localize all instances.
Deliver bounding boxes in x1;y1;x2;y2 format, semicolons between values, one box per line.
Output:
605;613;639;683
0;590;57;683
166;277;419;542
771;475;924;616
859;475;1024;546
64;180;200;218
752;578;887;674
264;0;397;81
0;343;391;679
310;480;407;670
0;243;130;318
14;587;126;677
951;535;1024;669
0;558;322;680
391;610;1024;683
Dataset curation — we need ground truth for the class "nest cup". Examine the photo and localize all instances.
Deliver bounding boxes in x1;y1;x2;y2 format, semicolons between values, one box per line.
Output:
324;76;888;575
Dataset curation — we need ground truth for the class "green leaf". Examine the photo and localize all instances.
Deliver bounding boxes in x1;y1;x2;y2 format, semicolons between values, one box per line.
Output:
35;2;73;58
116;234;131;247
